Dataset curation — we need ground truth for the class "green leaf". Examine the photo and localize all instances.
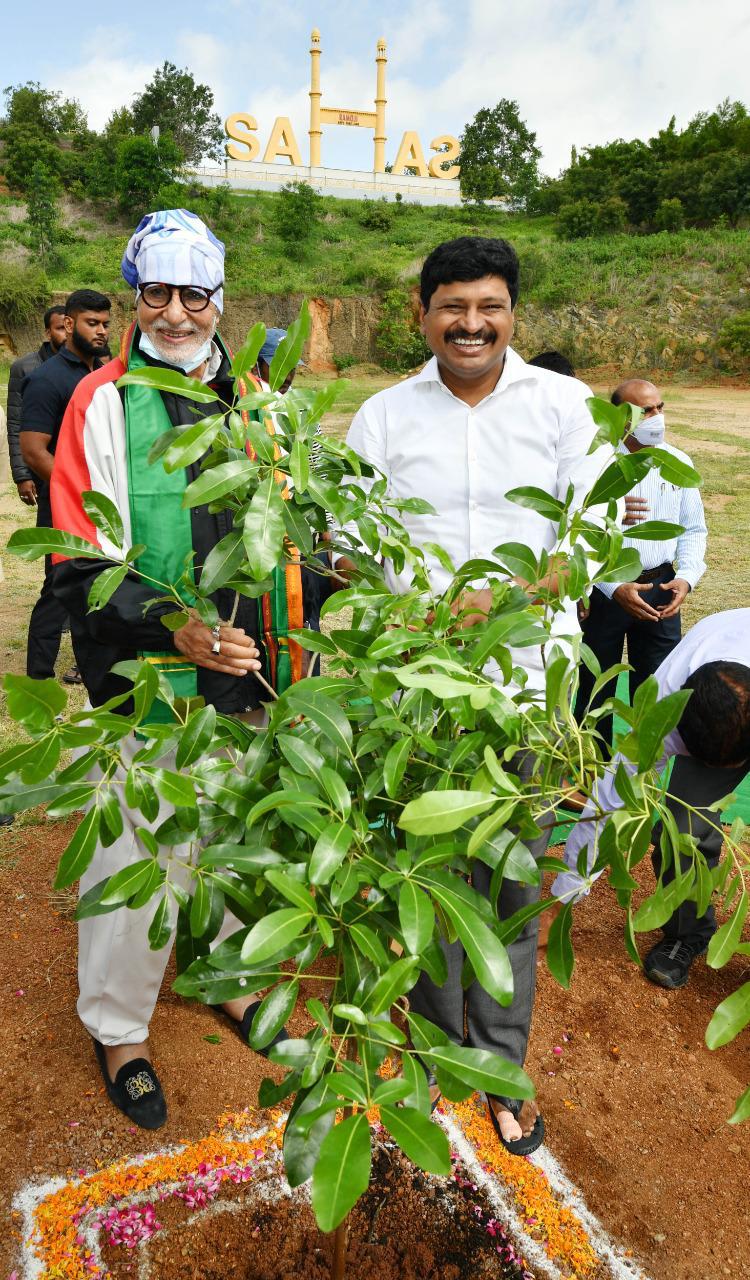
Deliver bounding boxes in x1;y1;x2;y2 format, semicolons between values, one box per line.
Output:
162;417;224;472
199;530;246;595
422;1044;534;1098
624;520;685;540
198;844;284;872
118;366;222;404
131;662;160;722
309;822;354;885
490;541;539;581
282;500;314;555
380;1106;451;1175
383;736;411;799
349;921;389;969
231;322;267;381
6;526;108;561
4;674;66;732
290;439;309;492
545;901;574;989
311;1111;371;1232
87;563;129;611
240;907;311;963
648;447;701;488
176;704;217;769
505;486;565;521
426;872;514;1006
249;980;299;1050
285;688;353;755
81;490;125;548
704;981;750;1050
242;475;286;580
151;768;198;809
148;893;174;950
264;869;316;913
183;457;258;508
398;881;434;955
728;1084;750;1125
269;302;310;393
707;886;748;969
100;858;155;906
398;790;495;836
53;808;101;889
637;688;692;771
367;957;420;1015
332;1003;367;1025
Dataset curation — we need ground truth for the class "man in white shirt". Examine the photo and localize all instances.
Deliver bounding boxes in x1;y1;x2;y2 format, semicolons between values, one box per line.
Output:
552;610;750;989
338;235;615;1155
576;379;707;755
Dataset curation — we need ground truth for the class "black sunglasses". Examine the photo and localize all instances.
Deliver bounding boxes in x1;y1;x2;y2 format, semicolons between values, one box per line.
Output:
139;283;222;313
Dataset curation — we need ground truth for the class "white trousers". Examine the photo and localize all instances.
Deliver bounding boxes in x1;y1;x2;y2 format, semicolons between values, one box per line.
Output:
77;734;244;1046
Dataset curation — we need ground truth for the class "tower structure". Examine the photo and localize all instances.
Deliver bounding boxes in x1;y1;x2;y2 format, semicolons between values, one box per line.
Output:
308;30;388;173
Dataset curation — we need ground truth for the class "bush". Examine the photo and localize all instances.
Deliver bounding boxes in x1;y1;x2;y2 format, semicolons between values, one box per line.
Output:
556;198;598;240
333;352;358;372
594;196;627;235
358;200;393;232
654;197;685;232
1;126;61;192
718;310;750;358
375;288;430;371
26;161;61;263
0;261;49;325
272;182;322;256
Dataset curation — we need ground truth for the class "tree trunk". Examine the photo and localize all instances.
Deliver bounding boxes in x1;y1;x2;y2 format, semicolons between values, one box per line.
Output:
331;1216;349;1280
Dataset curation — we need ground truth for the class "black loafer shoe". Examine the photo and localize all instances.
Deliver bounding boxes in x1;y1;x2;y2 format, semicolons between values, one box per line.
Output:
93;1039;167;1130
486;1094;545;1157
643;938;708;990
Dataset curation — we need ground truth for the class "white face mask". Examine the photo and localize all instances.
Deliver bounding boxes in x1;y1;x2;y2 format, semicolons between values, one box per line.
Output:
139;331;214;375
631;412;666;447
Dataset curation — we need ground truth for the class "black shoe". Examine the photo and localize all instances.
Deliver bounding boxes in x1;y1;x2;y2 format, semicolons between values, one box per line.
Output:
0;814;14;827
92;1039;167;1129
62;664;83;685
643;938;708;990
212;1000;290;1057
486;1094;545;1157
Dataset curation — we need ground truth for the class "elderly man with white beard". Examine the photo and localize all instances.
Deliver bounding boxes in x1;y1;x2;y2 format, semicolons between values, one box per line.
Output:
49;210;303;1128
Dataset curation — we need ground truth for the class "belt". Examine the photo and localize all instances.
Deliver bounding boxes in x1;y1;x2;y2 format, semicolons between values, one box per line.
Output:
636;562;672;584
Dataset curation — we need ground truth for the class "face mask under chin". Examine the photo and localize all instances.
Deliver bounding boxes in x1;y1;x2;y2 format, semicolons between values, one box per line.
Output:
139;331;214;374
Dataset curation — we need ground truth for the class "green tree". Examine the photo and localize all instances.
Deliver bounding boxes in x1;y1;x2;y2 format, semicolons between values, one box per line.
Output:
26;160;60;263
130;62;224;164
459;99;541;207
273;181;322;256
556;197;599;239
5;314;749;1278
114;134;184;215
654;197;685;232
2;81;86;135
375;288;429;371
594;195;628;234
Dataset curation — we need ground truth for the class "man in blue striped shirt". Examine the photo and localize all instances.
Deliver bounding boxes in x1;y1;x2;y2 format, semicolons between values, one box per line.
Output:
576;378;707;755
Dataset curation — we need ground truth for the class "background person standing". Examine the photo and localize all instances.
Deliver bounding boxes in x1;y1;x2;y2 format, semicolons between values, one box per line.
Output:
19;289;111;681
6;305;67;507
575;378;707;755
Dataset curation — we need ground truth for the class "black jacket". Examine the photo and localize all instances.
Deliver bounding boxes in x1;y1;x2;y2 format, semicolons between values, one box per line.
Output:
6;342;55;483
52;339;333;715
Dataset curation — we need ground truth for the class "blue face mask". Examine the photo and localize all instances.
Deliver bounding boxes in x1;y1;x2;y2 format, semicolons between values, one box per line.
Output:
139;331;213;375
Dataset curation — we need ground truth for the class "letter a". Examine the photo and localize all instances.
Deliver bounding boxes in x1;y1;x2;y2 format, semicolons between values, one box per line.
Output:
263;117;304;166
392;131;429;178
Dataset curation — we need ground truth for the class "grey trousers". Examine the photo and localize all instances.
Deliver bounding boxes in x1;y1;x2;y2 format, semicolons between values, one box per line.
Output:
652;753;748;947
409;759;551;1069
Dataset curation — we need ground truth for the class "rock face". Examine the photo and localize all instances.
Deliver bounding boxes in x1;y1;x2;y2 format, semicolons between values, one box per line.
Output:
0;289;745;377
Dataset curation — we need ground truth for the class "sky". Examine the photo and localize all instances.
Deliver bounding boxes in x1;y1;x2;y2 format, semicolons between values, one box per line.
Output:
2;0;748;176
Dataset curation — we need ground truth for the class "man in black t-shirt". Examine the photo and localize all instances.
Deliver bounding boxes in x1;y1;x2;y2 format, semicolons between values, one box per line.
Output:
20;288;111;679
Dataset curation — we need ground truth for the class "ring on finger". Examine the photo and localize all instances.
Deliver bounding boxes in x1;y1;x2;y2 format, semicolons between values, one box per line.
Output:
211;639;222;655
211;623;222;639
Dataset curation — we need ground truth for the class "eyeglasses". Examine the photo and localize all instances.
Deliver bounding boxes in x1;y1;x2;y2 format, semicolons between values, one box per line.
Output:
641;401;665;416
139;283;222;313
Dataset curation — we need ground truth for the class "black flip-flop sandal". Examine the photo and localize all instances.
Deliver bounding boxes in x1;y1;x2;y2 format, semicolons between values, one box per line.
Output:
212;1000;289;1058
486;1093;545;1156
92;1038;167;1130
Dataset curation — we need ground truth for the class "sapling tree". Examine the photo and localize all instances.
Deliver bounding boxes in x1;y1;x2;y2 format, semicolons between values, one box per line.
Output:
4;310;749;1276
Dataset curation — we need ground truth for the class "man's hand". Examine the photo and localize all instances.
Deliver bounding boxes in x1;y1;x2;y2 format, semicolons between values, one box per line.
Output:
623;495;649;527
657;577;690;619
17;479;37;506
613;582;663;622
450;588;492;628
173;617;262;676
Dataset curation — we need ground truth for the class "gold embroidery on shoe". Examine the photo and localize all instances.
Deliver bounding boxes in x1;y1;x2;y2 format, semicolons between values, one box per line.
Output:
125;1071;156;1100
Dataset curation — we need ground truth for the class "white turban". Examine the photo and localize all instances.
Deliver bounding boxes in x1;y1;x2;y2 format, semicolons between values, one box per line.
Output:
121;209;225;312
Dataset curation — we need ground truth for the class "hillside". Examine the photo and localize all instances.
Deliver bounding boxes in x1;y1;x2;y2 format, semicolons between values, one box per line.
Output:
1;187;749;378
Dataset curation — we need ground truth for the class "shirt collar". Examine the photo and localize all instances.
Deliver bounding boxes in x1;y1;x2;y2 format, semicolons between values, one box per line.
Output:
415;346;538;401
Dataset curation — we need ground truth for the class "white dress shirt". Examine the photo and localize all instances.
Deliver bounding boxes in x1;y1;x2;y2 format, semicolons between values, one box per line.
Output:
553;609;750;901
596;440;707;599
343;348;616;688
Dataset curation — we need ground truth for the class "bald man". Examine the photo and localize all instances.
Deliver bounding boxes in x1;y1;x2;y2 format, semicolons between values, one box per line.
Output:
575;379;707;756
